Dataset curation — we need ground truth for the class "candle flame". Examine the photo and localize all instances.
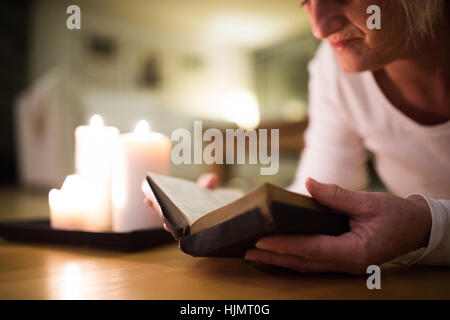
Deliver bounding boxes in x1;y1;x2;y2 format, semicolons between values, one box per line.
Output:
61;175;81;193
134;120;150;135
89;114;104;128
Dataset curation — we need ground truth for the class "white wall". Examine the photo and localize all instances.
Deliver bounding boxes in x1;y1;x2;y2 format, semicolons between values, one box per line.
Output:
28;0;255;124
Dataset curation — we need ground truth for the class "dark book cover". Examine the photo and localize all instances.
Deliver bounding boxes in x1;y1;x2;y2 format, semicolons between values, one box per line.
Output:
145;174;349;258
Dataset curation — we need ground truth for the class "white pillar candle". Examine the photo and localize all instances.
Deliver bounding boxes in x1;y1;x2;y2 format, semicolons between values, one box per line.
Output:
112;120;171;232
74;115;119;231
49;175;95;231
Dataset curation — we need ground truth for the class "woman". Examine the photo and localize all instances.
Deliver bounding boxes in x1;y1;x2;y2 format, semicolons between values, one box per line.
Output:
242;0;450;273
149;0;450;274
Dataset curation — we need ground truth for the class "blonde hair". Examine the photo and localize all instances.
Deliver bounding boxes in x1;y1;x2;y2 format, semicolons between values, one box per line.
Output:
398;0;446;46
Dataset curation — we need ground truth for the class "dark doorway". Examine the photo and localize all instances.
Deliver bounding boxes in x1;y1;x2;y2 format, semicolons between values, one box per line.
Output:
0;0;31;184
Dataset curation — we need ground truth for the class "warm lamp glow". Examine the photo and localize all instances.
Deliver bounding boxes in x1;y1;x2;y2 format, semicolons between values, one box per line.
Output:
220;90;260;129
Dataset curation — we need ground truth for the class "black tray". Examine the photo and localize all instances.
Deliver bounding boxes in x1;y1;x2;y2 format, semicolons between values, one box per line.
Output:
0;219;174;252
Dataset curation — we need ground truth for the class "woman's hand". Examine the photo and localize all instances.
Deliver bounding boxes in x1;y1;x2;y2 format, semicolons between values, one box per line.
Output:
197;173;220;189
245;178;432;274
144;173;220;231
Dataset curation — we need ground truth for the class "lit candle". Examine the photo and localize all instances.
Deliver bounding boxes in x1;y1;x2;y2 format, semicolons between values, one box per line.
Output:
49;175;94;231
74;114;120;231
112;120;171;232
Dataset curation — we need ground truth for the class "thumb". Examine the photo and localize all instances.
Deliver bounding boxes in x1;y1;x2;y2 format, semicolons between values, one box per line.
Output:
305;177;361;216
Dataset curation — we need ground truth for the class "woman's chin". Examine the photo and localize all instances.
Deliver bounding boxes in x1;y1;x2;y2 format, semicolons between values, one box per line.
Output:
336;55;375;73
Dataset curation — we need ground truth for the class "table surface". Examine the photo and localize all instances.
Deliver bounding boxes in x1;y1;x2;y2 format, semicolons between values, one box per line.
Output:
1;187;449;299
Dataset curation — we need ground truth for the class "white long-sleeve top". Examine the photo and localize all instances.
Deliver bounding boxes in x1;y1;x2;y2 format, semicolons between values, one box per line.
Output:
288;41;450;265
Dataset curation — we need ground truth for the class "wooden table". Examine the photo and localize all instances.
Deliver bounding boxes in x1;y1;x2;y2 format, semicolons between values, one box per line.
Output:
1;238;450;299
0;187;449;299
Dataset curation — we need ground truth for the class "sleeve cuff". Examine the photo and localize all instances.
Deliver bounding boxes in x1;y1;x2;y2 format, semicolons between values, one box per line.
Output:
390;193;449;265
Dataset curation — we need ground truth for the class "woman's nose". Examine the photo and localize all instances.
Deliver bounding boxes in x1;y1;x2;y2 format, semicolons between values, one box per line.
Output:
308;1;346;39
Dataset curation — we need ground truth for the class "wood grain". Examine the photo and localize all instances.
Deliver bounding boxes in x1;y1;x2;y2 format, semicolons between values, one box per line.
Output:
0;188;449;299
1;238;449;299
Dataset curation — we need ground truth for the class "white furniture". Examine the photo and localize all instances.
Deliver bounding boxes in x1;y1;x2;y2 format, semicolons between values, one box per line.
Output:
14;69;83;189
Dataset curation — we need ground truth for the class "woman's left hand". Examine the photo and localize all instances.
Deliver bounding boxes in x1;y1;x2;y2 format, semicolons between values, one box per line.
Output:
245;178;432;274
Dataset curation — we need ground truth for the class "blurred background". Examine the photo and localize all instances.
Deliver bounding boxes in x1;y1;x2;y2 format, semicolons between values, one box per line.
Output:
1;0;324;219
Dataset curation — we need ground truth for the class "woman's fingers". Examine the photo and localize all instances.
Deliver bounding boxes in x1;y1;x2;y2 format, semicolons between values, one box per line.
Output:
145;198;171;232
245;248;341;273
245;244;366;274
197;173;220;189
144;197;155;210
254;233;358;265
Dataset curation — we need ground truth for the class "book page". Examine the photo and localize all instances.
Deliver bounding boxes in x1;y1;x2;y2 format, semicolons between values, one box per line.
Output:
147;173;244;225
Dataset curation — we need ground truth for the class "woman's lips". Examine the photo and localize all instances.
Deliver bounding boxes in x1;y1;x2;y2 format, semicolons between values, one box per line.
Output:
330;38;357;51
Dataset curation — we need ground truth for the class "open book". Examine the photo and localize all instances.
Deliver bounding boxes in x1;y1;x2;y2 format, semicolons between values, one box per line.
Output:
142;173;349;257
